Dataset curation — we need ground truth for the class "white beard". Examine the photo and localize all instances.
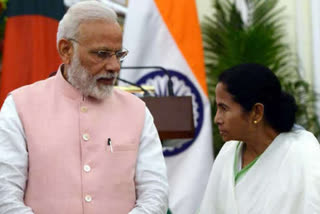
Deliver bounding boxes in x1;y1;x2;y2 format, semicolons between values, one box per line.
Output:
66;53;117;100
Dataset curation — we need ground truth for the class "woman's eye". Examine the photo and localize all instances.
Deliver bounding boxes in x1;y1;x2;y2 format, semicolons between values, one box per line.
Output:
220;105;228;111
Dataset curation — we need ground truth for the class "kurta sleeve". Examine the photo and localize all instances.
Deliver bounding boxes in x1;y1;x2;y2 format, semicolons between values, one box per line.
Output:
0;95;34;214
129;107;169;214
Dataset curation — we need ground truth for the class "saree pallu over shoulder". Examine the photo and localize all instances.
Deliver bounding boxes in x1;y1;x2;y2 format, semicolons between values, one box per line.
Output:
199;141;239;214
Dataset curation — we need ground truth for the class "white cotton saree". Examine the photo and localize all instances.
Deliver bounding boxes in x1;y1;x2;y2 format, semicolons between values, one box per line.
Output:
199;129;320;214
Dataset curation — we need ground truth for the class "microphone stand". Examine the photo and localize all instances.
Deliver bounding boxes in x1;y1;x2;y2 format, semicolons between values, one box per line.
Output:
120;66;174;96
117;76;152;97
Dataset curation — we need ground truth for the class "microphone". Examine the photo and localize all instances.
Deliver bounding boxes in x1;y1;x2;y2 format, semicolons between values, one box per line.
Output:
120;66;174;96
117;76;152;97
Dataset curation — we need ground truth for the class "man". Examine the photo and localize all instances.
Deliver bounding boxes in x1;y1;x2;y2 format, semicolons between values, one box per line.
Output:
0;1;168;214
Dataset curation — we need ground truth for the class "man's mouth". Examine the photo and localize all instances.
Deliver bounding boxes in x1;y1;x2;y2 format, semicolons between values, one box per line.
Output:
97;77;115;85
96;71;118;85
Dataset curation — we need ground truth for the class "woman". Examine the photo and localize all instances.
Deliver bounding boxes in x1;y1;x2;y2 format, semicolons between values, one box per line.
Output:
199;64;320;214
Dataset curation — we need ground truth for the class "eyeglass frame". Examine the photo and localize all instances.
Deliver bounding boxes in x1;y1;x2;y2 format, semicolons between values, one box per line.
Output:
68;38;129;62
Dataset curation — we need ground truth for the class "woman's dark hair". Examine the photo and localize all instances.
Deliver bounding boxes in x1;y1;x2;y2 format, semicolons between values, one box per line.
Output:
218;63;297;133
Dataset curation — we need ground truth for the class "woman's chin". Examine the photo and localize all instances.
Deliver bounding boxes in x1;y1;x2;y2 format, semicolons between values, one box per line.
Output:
219;133;229;142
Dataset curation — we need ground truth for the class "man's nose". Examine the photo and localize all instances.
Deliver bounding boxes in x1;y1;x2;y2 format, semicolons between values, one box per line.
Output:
104;55;121;72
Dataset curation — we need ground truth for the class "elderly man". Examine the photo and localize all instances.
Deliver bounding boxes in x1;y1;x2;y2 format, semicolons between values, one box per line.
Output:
0;1;168;214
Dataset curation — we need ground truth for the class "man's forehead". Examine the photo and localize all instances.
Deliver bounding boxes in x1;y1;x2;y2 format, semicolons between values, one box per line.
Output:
77;20;122;42
79;19;120;29
78;20;120;34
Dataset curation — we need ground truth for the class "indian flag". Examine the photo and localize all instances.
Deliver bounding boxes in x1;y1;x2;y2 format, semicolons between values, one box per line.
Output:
120;0;214;213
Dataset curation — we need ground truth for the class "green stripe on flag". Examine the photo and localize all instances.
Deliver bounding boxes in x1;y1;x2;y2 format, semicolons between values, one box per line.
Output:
6;0;65;20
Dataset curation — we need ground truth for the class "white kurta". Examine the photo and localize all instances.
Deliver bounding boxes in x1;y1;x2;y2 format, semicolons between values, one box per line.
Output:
199;129;320;214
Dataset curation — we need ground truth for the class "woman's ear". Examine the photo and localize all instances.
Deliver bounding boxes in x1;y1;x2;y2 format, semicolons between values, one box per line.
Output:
251;103;264;124
58;39;73;65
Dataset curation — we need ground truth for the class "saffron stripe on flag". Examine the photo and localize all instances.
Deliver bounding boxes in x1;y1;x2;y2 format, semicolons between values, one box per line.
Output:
153;0;208;95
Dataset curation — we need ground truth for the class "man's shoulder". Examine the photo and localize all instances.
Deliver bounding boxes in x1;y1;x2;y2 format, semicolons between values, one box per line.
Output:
112;88;145;105
11;76;55;96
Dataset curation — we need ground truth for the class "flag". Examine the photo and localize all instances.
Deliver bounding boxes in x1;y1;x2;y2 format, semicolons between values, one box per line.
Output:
0;0;65;106
120;0;214;213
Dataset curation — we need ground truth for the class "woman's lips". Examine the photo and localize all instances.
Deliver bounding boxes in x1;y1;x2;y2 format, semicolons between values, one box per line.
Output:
219;130;226;136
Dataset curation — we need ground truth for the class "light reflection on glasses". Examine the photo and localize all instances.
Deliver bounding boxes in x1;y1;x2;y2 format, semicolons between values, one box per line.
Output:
68;38;128;62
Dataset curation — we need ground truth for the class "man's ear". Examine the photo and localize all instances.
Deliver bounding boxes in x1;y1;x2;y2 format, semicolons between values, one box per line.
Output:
251;103;264;124
58;39;74;65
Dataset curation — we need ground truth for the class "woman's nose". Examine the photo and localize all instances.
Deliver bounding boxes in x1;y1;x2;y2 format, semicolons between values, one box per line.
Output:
214;111;221;125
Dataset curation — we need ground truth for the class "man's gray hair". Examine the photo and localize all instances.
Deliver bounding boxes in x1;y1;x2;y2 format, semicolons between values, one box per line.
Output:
57;0;118;47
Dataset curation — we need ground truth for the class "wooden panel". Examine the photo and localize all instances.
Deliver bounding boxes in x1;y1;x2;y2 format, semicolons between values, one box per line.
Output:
142;96;195;140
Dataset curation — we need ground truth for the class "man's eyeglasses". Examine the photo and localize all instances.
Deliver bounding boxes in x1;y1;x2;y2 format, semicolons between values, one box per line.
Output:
68;38;129;62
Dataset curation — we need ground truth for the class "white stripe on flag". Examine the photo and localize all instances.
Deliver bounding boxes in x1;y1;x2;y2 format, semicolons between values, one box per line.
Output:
120;0;214;213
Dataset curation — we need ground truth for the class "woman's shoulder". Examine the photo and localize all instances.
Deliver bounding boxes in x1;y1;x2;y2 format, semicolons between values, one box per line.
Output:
213;141;240;161
219;140;239;153
287;128;319;150
285;128;320;167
